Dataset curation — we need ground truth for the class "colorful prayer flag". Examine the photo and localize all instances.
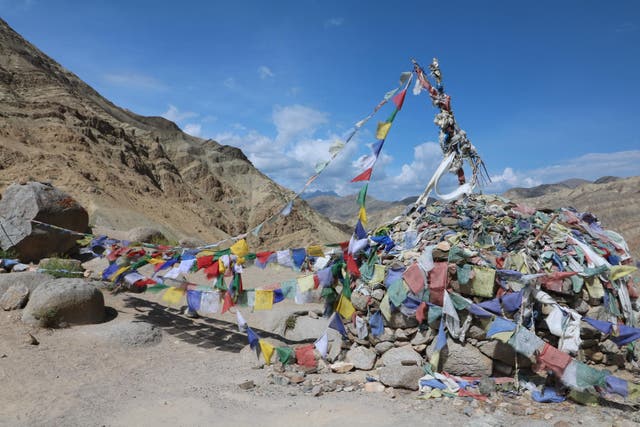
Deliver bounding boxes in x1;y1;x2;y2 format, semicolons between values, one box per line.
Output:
336;294;355;320
254;289;274;311
259;339;275;365
162;287;185;305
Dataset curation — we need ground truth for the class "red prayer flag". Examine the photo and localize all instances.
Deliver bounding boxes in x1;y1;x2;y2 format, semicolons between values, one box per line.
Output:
295;344;317;368
416;301;427;324
392;89;407;110
196;255;214;270
351;168;373;182
221;292;234;314
204;261;220;279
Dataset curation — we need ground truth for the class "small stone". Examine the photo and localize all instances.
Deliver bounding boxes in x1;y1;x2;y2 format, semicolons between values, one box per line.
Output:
273;375;290;386
238;380;255;390
554;421;571;427
308;311;319;319
412;344;427;353
544;413;554;420
330;361;354;373
25;333;39;345
463;406;473;417
284;373;305;384
410;330;432;346
364;382;385;393
343;386;354;392
478;376;496;396
590;351;604;363
394;329;409;341
311;385;323;397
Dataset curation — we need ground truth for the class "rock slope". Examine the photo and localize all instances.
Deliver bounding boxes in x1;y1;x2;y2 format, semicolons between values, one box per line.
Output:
0;18;347;250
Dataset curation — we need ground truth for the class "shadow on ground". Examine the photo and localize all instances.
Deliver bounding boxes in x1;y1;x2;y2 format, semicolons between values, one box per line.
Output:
122;295;315;353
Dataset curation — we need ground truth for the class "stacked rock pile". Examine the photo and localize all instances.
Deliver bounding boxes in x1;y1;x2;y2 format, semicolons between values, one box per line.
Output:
337;194;638;378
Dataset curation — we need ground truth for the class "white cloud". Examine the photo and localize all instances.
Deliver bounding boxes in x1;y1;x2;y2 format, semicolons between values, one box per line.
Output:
325;17;344;27
183;123;202;137
483;150;640;193
272;104;328;145
258;66;274;79
161;104;198;123
103;72;167;90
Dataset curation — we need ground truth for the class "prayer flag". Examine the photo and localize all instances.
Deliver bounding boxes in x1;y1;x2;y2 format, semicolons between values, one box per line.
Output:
355;315;368;339
356;184;368;207
254;290;274;311
259;339;275;365
295;345;317;368
276;347;295;365
336;294;355;320
307;245;324;257
280;201;293;216
358;206;367;225
199;291;219;314
297;275;315;293
236;310;247;332
162;287;185;305
314;332;329;358
230;239;249;257
351;168;373;182
186;290;202;311
369;311;384;337
221;291;234;314
392;88;407;110
376;121;391;140
328;312;348;337
247;327;259;349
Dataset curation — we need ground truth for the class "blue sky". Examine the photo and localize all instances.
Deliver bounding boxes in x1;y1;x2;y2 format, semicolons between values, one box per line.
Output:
3;0;639;200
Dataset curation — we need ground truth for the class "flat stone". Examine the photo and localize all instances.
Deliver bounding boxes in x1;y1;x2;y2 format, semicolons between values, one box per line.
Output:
428;339;492;376
238;380;255;390
410;330;432;346
330;361;354;373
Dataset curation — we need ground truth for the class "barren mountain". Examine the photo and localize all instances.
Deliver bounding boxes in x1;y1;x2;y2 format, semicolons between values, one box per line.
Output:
305;193;415;230
503;178;591;199
0;18;348;250
505;176;640;260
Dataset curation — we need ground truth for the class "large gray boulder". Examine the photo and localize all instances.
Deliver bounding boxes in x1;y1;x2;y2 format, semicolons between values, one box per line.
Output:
22;278;104;327
378;365;424;390
126;226;166;244
0;182;88;262
75;321;162;347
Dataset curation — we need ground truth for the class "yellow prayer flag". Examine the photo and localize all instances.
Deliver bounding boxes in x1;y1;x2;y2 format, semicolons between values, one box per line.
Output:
162;287;185;305
370;264;386;285
610;265;638;282
218;259;225;273
196;250;215;258
230;239;249;257
297;275;315;293
307;245;325;257
254;289;274;311
379;293;391;320
358;206;367;225
336;294;355;320
429;351;441;371
109;266;129;281
259;339;275;365
375;121;392;140
148;258;166;265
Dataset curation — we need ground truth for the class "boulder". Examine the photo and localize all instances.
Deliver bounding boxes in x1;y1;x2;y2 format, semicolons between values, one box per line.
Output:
284;315;330;341
0;182;89;262
22;278;104;327
428;339;492;376
378;365;423;390
380;346;423;367
345;345;377;370
76;321;162;347
0;272;52;296
350;291;369;312
126;227;167;244
0;284;29;310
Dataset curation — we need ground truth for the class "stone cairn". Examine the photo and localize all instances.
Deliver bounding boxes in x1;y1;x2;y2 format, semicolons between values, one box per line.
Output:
334;194;638;378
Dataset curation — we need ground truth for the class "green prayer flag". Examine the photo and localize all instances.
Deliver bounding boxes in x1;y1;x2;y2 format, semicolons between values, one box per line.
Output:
342;274;352;299
276;346;295;364
388;279;408;307
146;284;169;294
356;184;368;207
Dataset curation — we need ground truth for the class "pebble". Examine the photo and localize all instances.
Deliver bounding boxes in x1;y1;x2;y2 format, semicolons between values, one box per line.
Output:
311;385;323;397
364;382;385;393
238;380;255;390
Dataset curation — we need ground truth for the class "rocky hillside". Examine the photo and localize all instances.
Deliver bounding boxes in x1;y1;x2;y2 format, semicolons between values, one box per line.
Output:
0;18;348;250
503;178;590;199
505;176;640;260
305;193;416;230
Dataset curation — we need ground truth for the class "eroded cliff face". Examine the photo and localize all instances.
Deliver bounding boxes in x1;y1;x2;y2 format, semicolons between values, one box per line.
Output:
0;18;348;249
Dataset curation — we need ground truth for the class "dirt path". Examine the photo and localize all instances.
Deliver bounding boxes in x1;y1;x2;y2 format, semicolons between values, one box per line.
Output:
1;267;638;426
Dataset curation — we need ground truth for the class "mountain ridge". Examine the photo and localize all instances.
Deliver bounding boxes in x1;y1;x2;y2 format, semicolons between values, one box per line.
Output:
0;18;349;250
